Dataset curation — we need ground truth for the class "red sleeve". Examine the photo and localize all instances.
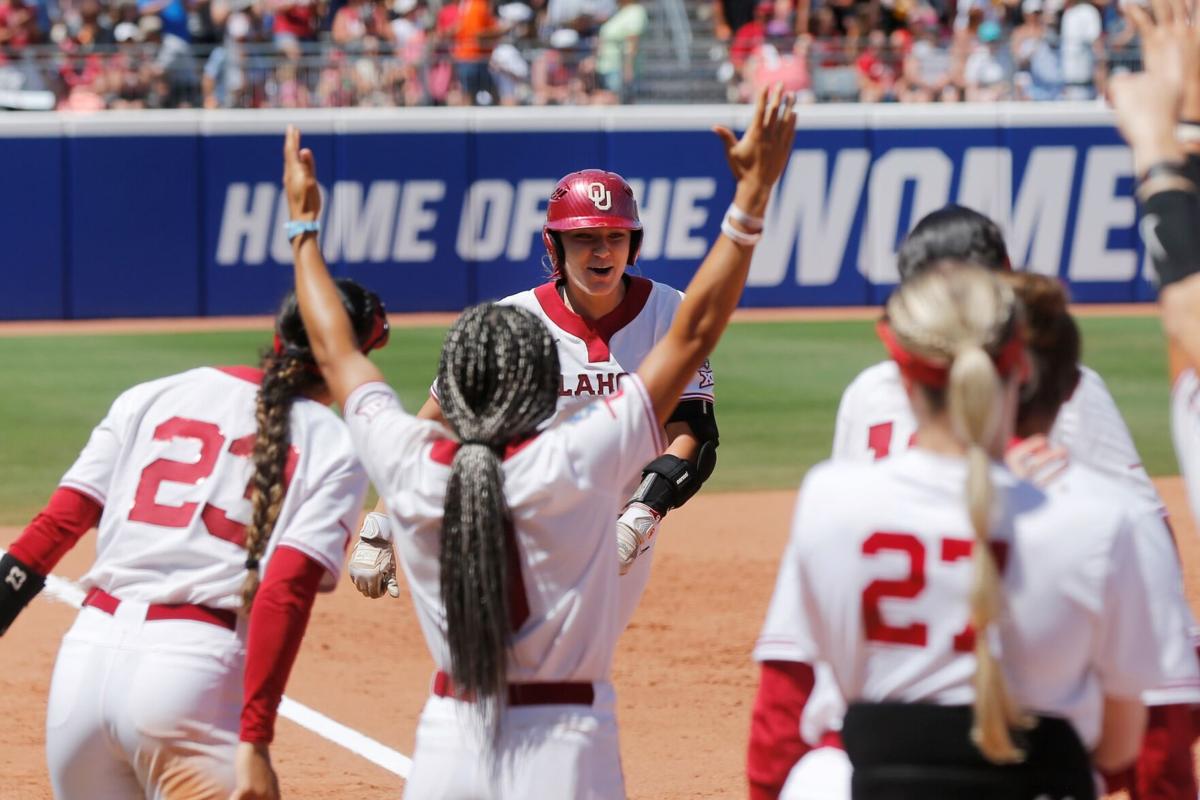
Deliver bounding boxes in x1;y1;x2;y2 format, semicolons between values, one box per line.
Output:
8;487;102;573
240;545;325;744
747;660;816;800
1134;703;1198;800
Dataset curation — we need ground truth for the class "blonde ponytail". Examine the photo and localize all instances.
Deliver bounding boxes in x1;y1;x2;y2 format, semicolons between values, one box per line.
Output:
885;264;1032;764
947;345;1030;763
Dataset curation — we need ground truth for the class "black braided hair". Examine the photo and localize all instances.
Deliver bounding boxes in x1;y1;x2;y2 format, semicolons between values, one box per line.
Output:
897;205;1010;282
435;304;560;732
241;278;386;613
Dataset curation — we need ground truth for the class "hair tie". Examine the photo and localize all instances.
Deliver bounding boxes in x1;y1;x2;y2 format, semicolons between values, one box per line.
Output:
460;439;491;447
245;557;260;571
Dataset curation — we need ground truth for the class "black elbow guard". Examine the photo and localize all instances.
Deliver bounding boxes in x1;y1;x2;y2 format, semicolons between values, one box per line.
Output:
1143;189;1200;289
629;440;720;516
630;398;720;515
0;552;46;636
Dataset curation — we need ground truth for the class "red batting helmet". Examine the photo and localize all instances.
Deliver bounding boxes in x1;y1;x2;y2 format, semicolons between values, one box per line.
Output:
542;169;643;273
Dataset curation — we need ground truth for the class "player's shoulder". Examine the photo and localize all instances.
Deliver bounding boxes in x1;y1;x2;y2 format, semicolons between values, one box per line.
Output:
110;367;220;410
1074;364;1114;400
1033;461;1142;538
496;286;544;313
844;360;900;394
641;276;686;313
797;458;887;513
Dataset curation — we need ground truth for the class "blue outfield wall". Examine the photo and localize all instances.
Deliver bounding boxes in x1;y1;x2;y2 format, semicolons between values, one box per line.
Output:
0;104;1160;320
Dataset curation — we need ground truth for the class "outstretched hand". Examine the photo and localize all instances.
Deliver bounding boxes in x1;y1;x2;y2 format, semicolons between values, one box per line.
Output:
712;84;798;190
283;125;321;223
1110;0;1196;162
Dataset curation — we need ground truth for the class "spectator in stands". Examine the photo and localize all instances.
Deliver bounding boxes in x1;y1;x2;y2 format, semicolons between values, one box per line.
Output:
390;0;428;103
137;0;189;41
807;5;842;66
856;28;900;101
729;0;769;70
271;0;320;60
332;0;393;48
963;17;1011;99
712;0;754;43
1058;0;1102;99
545;0;612;36
202;8;251;106
741;36;812;101
0;0;43;52
489;38;529;103
269;58;310;104
1011;0;1061;100
593;0;645;102
107;20;149;106
451;0;504;104
900;6;951;102
390;0;425;59
530;25;579;103
139;12;198;106
67;0;111;48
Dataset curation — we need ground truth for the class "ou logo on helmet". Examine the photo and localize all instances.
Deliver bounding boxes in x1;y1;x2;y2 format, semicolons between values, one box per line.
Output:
586;182;612;211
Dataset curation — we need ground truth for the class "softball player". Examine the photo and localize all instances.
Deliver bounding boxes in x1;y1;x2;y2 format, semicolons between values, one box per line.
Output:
0;281;387;800
753;265;1175;800
282;85;796;799
831;205;1161;513
349;171;719;630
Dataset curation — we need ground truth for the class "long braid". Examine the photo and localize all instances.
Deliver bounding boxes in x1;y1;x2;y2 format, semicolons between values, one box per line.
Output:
436;304;559;734
241;279;387;612
886;266;1033;764
241;353;320;612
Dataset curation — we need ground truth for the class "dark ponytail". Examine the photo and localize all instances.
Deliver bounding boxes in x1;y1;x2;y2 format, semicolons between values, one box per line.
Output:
436;304;559;730
242;278;389;613
242;353;319;611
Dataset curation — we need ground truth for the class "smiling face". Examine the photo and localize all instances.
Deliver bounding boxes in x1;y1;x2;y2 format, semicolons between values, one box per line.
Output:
558;226;632;302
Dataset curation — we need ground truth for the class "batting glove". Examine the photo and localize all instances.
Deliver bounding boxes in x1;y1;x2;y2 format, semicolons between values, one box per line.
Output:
616;502;661;576
348;512;400;599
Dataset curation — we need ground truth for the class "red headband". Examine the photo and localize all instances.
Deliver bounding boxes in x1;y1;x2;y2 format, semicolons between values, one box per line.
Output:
876;319;1027;390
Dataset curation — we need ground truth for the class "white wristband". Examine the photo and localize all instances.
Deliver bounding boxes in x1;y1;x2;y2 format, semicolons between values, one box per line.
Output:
721;216;763;246
726;202;764;230
1177;123;1200;144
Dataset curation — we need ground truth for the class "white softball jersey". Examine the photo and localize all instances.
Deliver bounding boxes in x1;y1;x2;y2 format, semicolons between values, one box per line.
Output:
61;366;367;607
433;277;715;418
344;374;664;684
430;275;712;629
831;360;1162;511
761;450;1171;750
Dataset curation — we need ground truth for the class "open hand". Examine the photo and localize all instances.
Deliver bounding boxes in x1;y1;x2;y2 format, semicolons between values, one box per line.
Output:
712;84;798;190
1004;434;1069;488
282;125;320;223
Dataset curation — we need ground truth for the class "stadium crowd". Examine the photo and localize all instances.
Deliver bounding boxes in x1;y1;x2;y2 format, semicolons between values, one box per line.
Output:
718;0;1128;102
0;0;1136;108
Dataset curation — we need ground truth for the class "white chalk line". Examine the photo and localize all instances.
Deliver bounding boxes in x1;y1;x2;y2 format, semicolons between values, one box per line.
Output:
9;550;412;778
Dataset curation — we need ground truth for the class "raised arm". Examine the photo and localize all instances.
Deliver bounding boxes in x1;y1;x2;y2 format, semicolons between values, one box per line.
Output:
282;126;385;408
637;85;797;424
1111;0;1200;382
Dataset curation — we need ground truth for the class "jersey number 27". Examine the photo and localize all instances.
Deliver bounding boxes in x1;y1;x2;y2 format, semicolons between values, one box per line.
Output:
862;531;1009;652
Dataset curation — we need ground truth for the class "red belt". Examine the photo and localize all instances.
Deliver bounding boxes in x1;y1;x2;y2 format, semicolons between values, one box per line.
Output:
84;587;238;632
432;670;595;706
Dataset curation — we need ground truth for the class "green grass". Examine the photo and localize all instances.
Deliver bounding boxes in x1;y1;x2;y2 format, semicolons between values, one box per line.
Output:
0;316;1173;526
